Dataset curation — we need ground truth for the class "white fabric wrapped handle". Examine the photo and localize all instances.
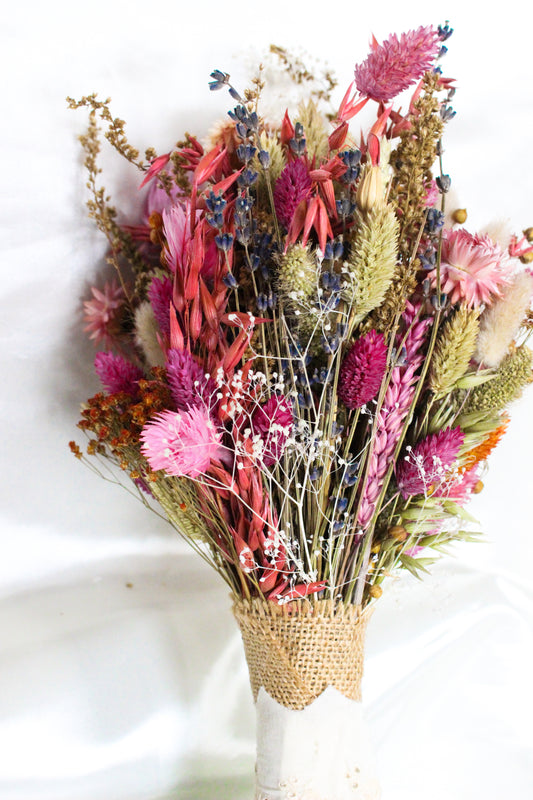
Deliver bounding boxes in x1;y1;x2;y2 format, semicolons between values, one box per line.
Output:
255;687;381;800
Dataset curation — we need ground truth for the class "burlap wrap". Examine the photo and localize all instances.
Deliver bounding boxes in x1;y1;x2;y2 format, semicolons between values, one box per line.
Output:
233;598;371;711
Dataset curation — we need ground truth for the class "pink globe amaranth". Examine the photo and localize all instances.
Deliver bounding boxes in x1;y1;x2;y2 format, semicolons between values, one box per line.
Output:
338;330;388;410
140;406;223;478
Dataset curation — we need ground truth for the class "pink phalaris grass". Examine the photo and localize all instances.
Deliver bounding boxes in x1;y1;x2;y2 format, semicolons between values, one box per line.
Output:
273;160;312;229
94;352;144;396
166;348;217;413
354;26;441;103
438;229;513;307
140;406;223;477
251;395;293;466
357;303;430;529
148;275;173;339
338;330;388;409
83;279;125;349
395;427;464;499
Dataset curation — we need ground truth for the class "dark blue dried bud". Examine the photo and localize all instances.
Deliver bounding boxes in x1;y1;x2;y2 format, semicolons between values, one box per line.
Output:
205;191;226;213
332;497;348;512
257;293;268;311
294;122;305;139
438;22;453;41
222;272;239;289
309;467;322;482
436;174;452;193
336;196;355;217
258;150;270;169
440;105;456;122
321;271;331;290
238;168;258;188
215;233;234;251
289;138;306;157
229;86;243;102
236;143;257;163
425;208;445;234
431;292;449;311
207;212;225;229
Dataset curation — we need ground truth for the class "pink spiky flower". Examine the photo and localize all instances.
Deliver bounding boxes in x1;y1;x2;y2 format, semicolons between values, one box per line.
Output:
83;279;125;349
273;160;312;229
338;330;388;409
354;26;441;102
438;229;512;307
396;427;464;499
251;395;293;466
140;406;223;477
165;348;217;412
94;352;143;396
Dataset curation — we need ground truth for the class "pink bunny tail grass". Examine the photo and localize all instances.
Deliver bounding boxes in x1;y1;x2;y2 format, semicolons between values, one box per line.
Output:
357;304;431;529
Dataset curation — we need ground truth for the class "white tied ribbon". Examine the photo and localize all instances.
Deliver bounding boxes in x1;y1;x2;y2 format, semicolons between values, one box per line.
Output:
255;687;381;800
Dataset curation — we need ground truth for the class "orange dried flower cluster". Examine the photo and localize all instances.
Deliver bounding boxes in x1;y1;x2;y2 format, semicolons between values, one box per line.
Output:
463;417;510;471
76;372;172;469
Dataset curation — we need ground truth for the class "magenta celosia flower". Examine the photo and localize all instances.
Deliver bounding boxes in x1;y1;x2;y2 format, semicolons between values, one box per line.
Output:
354;26;440;102
396;427;464;499
251;395;293;466
338;330;388;409
140;406;223;477
94;351;144;395
437;229;512;307
273;160;312;229
166;348;217;413
83;279;125;348
148;275;173;338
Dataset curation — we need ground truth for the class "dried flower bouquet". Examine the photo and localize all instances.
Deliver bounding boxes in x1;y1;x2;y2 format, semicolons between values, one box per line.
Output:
70;22;533;799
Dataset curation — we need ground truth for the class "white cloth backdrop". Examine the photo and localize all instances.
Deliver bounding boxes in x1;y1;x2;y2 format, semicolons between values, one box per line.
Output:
1;2;532;798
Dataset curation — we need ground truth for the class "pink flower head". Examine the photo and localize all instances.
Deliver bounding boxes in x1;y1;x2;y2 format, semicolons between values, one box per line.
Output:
273;160;312;229
165;348;217;413
338;330;388;409
140;406;223;477
438;229;513;307
94;352;143;396
83;279;125;348
396;427;464;499
354;26;440;102
251;395;293;466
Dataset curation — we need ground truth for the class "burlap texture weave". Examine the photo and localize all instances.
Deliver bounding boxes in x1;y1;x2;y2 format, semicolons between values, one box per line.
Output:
233;598;371;711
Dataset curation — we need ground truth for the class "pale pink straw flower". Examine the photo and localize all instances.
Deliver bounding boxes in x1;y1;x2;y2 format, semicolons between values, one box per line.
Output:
437;228;513;308
140;406;223;477
354;26;441;103
83;279;125;349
